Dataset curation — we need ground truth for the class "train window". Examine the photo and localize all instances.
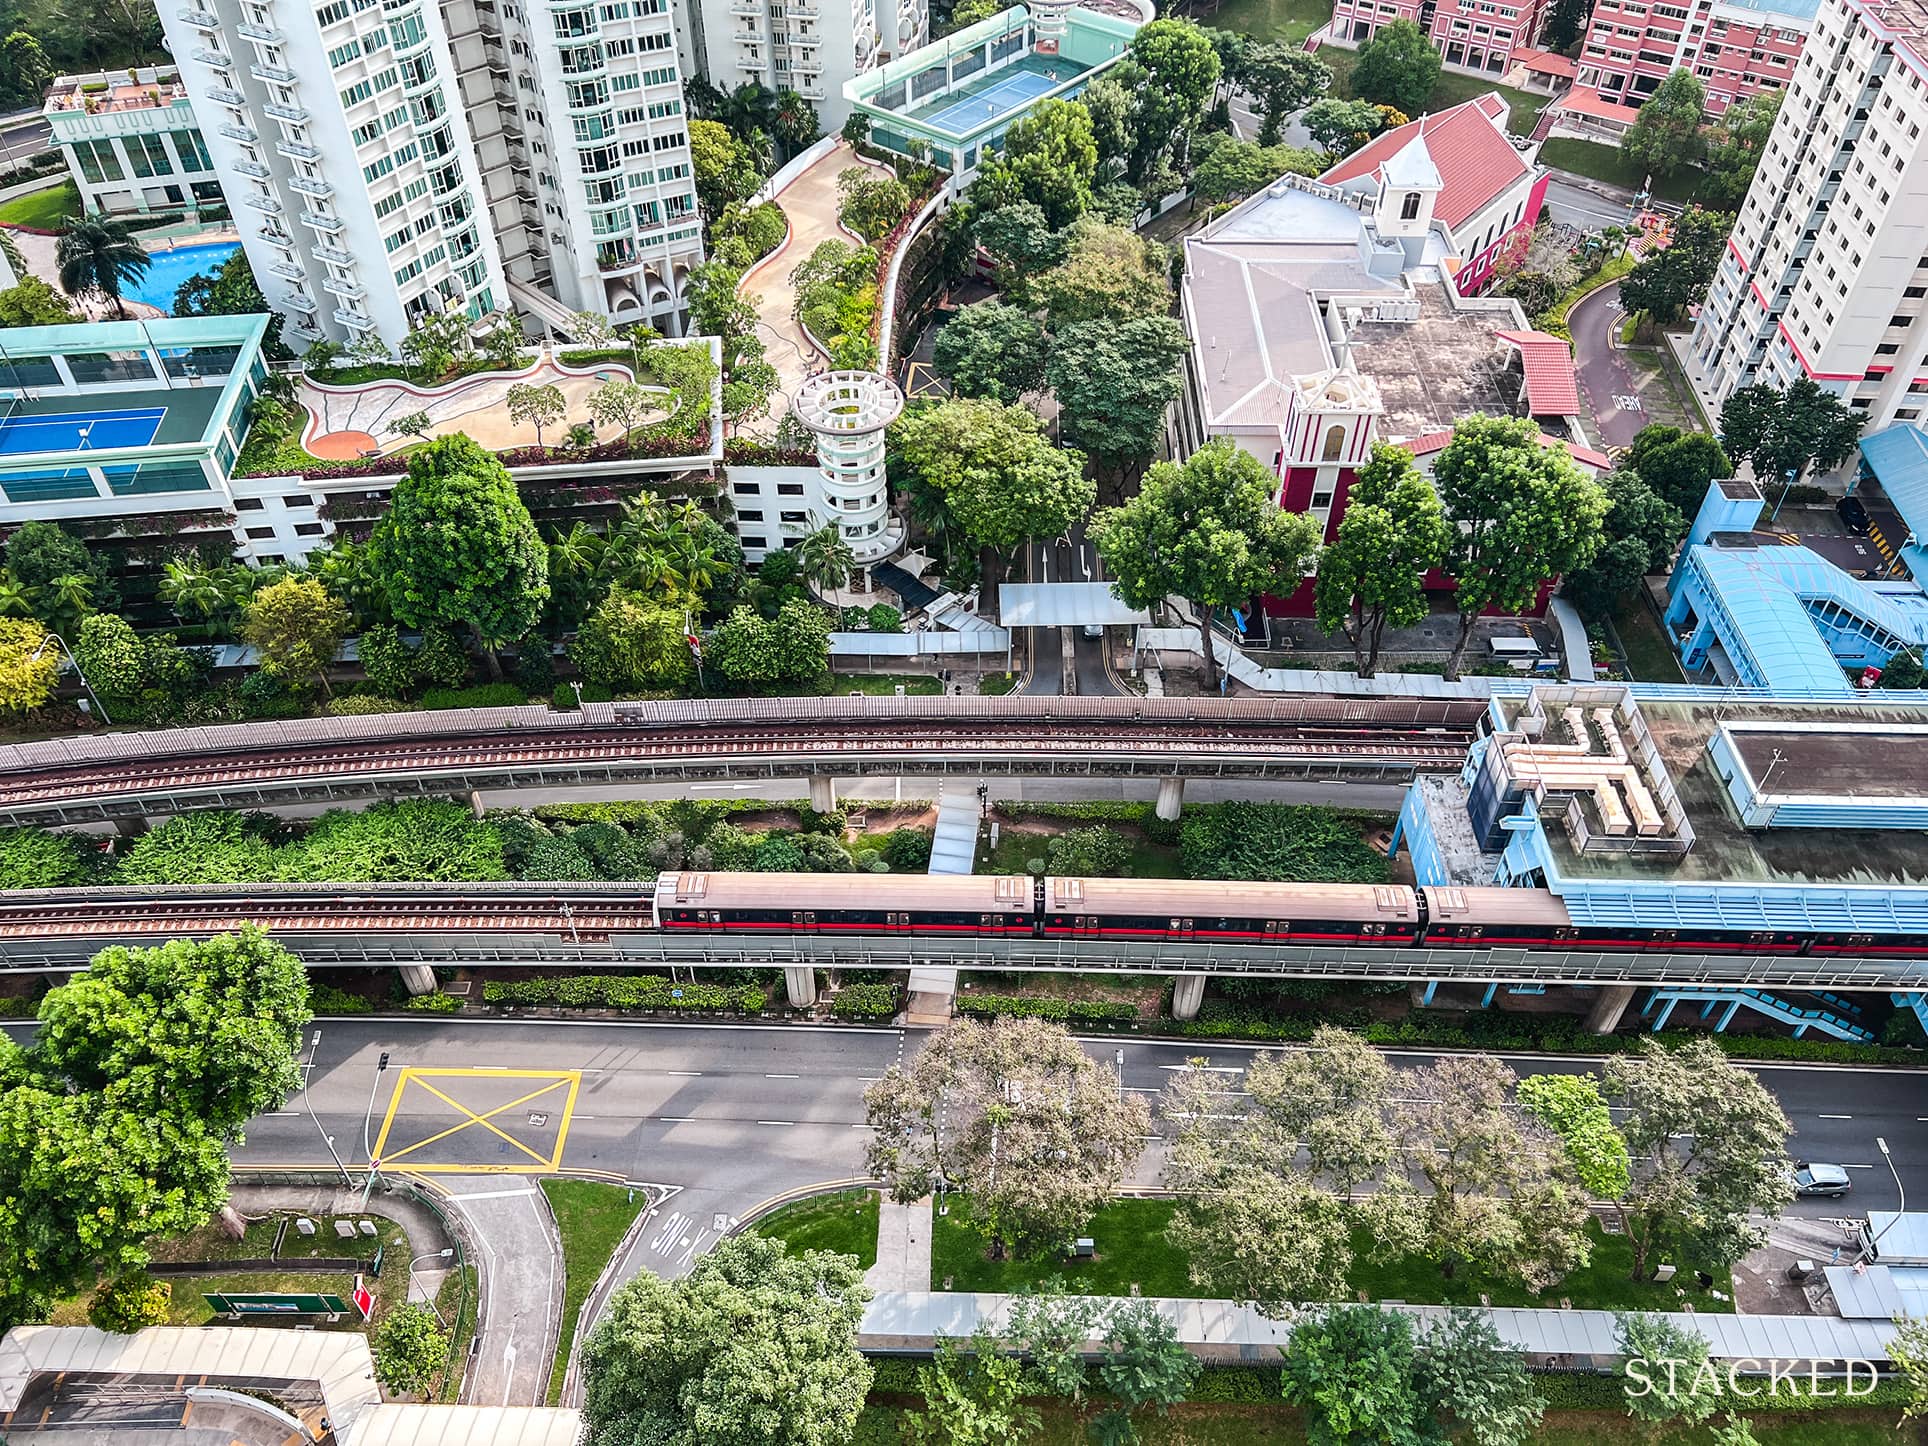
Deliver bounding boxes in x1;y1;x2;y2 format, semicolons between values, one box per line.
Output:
1554;927;1577;941
791;912;805;925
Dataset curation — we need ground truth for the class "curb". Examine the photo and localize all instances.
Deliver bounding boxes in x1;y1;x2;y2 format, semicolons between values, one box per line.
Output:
556;1178;673;1407
726;1176;881;1238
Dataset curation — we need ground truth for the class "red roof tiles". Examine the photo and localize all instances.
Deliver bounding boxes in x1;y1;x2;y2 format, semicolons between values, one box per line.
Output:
1318;93;1532;230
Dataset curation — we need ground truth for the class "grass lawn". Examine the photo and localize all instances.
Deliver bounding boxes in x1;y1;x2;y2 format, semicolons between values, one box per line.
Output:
979;823;1184;880
829;672;944;696
1206;0;1333;45
932;1198;1734;1312
0;180;79;229
541;1178;649;1406
1609;595;1687;683
979;673;1018;695
753;1188;881;1268
1539;138;1714;206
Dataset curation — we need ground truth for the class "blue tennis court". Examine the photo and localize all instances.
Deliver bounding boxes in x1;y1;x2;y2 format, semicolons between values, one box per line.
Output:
0;406;167;456
917;69;1062;133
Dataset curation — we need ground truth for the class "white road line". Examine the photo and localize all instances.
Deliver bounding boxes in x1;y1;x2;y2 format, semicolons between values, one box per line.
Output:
757;1120;795;1126
1819;1113;1855;1119
475;1065;510;1070
1844;1163;1877;1169
656;1116;697;1123
666;1071;704;1077
267;1110;302;1117
445;1185;539;1201
766;1073;800;1079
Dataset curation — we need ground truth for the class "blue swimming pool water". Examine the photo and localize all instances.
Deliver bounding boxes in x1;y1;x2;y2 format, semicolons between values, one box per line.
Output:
127;241;243;313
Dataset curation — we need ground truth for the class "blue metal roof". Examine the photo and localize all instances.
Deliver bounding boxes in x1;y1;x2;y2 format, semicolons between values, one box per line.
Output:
1861;422;1928;546
1681;545;1861;693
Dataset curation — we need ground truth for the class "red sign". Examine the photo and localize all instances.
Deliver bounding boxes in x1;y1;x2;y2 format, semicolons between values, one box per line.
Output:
352;1275;373;1320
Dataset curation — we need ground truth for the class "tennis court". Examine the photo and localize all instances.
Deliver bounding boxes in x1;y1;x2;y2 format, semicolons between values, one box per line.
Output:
0;405;168;456
915;68;1064;134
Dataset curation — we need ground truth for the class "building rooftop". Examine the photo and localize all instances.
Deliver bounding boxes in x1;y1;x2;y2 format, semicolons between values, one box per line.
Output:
44;69;191;117
1319;94;1531;230
1346;284;1538;437
1712;0;1823;21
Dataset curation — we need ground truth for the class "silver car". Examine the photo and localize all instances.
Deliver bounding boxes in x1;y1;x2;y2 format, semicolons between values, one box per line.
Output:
1794;1163;1852;1198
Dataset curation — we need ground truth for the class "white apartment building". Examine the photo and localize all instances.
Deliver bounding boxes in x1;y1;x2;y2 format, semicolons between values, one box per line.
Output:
1690;0;1928;433
677;0;926;131
159;0;704;350
43;69;225;217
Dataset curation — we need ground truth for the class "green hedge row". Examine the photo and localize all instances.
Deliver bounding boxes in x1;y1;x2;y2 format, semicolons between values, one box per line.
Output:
958;994;1140;1024
0;995;36;1019
408;993;461;1012
993;800;1179;846
310;984;376;1015
832;983;901;1019
480;975;767;1012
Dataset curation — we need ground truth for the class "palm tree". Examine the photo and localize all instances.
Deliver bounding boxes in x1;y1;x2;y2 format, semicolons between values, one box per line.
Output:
716;82;778;142
159;559;225;623
55;216;152;319
770;89;820;159
549;520;605;585
796;522;856;594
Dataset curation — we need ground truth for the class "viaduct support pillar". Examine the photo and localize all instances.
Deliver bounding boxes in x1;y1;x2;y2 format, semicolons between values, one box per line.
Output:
1586;983;1638;1035
1155;776;1185;822
810;774;837;813
113;816;145;839
785;965;818;1009
1171;973;1207;1020
398;964;438;997
468;790;486;820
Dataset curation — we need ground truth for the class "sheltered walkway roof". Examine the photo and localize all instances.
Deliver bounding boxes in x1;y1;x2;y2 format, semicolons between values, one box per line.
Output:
998;583;1152;627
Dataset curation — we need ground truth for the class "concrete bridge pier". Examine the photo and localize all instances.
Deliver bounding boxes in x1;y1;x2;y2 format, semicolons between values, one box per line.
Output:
785;965;818;1008
1155;776;1184;822
810;774;837;813
113;816;146;839
1586;983;1638;1034
398;964;439;997
468;790;486;819
1171;973;1207;1020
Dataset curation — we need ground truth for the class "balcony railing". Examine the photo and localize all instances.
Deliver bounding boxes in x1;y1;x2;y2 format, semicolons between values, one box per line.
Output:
243;192;284;214
191;47;234;68
251;62;298;84
220;122;258;142
299;210;345;231
335;308;376;329
237;21;283;41
233;159;271;178
177;7;220;27
288;174;333;198
263;100;309;122
322;276;367;300
268;260;305;281
208;86;248;106
282;291;318;313
276;138;319;160
311;242;353;264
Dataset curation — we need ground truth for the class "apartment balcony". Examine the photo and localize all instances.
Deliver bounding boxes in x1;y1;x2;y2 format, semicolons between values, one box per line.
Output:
178;7;221;28
242;192;284;214
233;159;271;178
560;59;608;79
335;307;376;329
251;62;298;84
793;56;822;72
268;260;305;281
322;276;367;300
236;20;283;41
207;86;248;106
260;226;296;246
262;100;309;122
219;122;258;143
282;291;318;313
311;242;353;264
191;47;234;68
276;137;319;161
288;174;333;198
300;210;346;231
732;29;760;42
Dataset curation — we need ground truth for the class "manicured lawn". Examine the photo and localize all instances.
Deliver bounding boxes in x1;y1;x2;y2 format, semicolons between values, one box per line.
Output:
933;1197;1734;1312
829;672;944;696
1207;0;1334;46
1539;138;1714;207
0;180;79;229
753;1188;881;1268
541;1178;649;1405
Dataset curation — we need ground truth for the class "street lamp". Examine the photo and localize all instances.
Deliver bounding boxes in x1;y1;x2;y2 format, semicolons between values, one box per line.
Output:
359;1050;390;1207
303;1029;353;1186
29;631;110;724
408;1247;455;1325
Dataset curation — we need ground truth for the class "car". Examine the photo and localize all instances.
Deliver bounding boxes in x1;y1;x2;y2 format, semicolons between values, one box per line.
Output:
1794;1162;1853;1198
1838;495;1871;534
1082;623;1106;639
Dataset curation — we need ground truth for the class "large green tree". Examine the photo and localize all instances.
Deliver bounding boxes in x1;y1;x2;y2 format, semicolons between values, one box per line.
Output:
54;215;150;319
1126;18;1221;178
569;589;696;691
1625;423;1732;516
689;118;763;223
1029;219;1171;328
1433;415;1609;679
1046;315;1190;481
1241;43;1331;144
906;1329;1038;1446
372;434;550;676
932;301;1049;402
1351;19;1440;116
1623;68;1708;177
173;249;287;358
1313;442;1451;676
1418;1309;1548;1446
1616;1313;1719;1430
1280;1305;1432;1445
580;1233;872;1446
0;929;310;1330
1558;469;1686;618
1304;97;1388;157
1093;439;1321;691
1191;136;1323;204
0;276;78;328
1703;89;1782;207
1718;376;1864;497
1617;206;1734;323
242;576;350;699
973;98;1098;229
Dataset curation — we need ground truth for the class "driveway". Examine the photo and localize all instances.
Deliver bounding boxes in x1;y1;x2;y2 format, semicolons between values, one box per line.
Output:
1569;279;1706;448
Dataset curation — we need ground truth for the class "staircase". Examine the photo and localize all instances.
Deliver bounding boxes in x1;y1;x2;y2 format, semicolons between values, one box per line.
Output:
1641;987;1873;1042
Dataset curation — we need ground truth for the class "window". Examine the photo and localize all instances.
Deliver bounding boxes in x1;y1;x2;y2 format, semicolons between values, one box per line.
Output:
737;509;764;521
777;483;805;496
1399;191;1422;220
741;535;768;549
295;522;325;536
1322;424;1346;461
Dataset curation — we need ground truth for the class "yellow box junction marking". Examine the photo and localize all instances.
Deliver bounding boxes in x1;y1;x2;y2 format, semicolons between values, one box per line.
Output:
371;1067;581;1174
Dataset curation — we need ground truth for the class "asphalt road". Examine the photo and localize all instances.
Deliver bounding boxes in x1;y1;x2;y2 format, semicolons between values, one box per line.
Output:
0;114;52;167
1542;175;1642;232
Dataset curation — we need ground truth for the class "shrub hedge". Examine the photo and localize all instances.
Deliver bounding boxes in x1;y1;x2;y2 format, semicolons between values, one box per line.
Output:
407;993;462;1012
832;983;901;1019
0;995;36;1019
480;975;767;1012
993;800;1180;846
310;983;376;1015
957;994;1139;1024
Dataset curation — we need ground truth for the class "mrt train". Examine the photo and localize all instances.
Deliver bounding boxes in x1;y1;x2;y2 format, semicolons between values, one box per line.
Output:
651;873;1928;960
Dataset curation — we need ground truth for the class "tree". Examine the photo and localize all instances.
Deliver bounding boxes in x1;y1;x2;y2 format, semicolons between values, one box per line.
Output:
906;1329;1039;1446
1093;439;1321;692
974;98;1098;229
1417;1309;1547;1446
1304;97;1389;157
172;249;286;358
933;301;1049;402
1397;1054;1593;1288
770;88;819;156
569;309;618;346
690;118;762;222
372;434;550;675
862;1016;1151;1259
1030;219;1171;328
1599;1038;1794;1279
0;617;58;715
241;576;350;699
476;313;528;372
1623;68;1708;177
1047;316;1191;479
1616;1313;1719;1430
373;1302;450;1396
1540;0;1595;52
580;1233;871;1446
1314;443;1451;676
0;929;309;1330
973;202;1065;290
1127;19;1222;177
795;523;855;593
569;590;694;691
587;378;654;442
837;167;912;241
1888;1314;1928;1422
1718;377;1864;494
0;276;78;328
1093;1299;1200;1442
0;31;52;107
1626;423;1732;516
1517;1072;1632;1201
87;1270;171;1333
1280;1306;1431;1446
706;598;830;687
6;521;111;627
1241;43;1331;145
1191;137;1323;204
1079;70;1137;167
1704;89;1782;207
398;309;467;383
1164;1153;1355;1313
890;398;1093;606
505;381;567;449
1617;206;1734;323
1558;470;1686;617
1351;19;1440;116
388;410;433;445
54;215;150;319
1434;415;1609;679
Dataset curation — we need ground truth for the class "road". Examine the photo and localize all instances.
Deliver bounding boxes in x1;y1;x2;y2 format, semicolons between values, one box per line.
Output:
1020;533;1127;697
1542;174;1643;231
0;113;51;168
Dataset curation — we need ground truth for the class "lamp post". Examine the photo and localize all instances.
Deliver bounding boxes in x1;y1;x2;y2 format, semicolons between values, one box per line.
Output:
408;1247;455;1324
359;1050;390;1207
302;1029;353;1186
29;631;110;723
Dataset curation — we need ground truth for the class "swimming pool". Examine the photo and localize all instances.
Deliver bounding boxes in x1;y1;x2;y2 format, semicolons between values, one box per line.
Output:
127;241;243;313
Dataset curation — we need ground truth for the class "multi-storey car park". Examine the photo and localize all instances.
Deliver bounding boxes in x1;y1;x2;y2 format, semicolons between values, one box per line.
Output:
157;0;705;348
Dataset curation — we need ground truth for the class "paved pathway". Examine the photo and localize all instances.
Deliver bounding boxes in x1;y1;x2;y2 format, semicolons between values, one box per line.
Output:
1570;280;1707;447
866;1197;934;1293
